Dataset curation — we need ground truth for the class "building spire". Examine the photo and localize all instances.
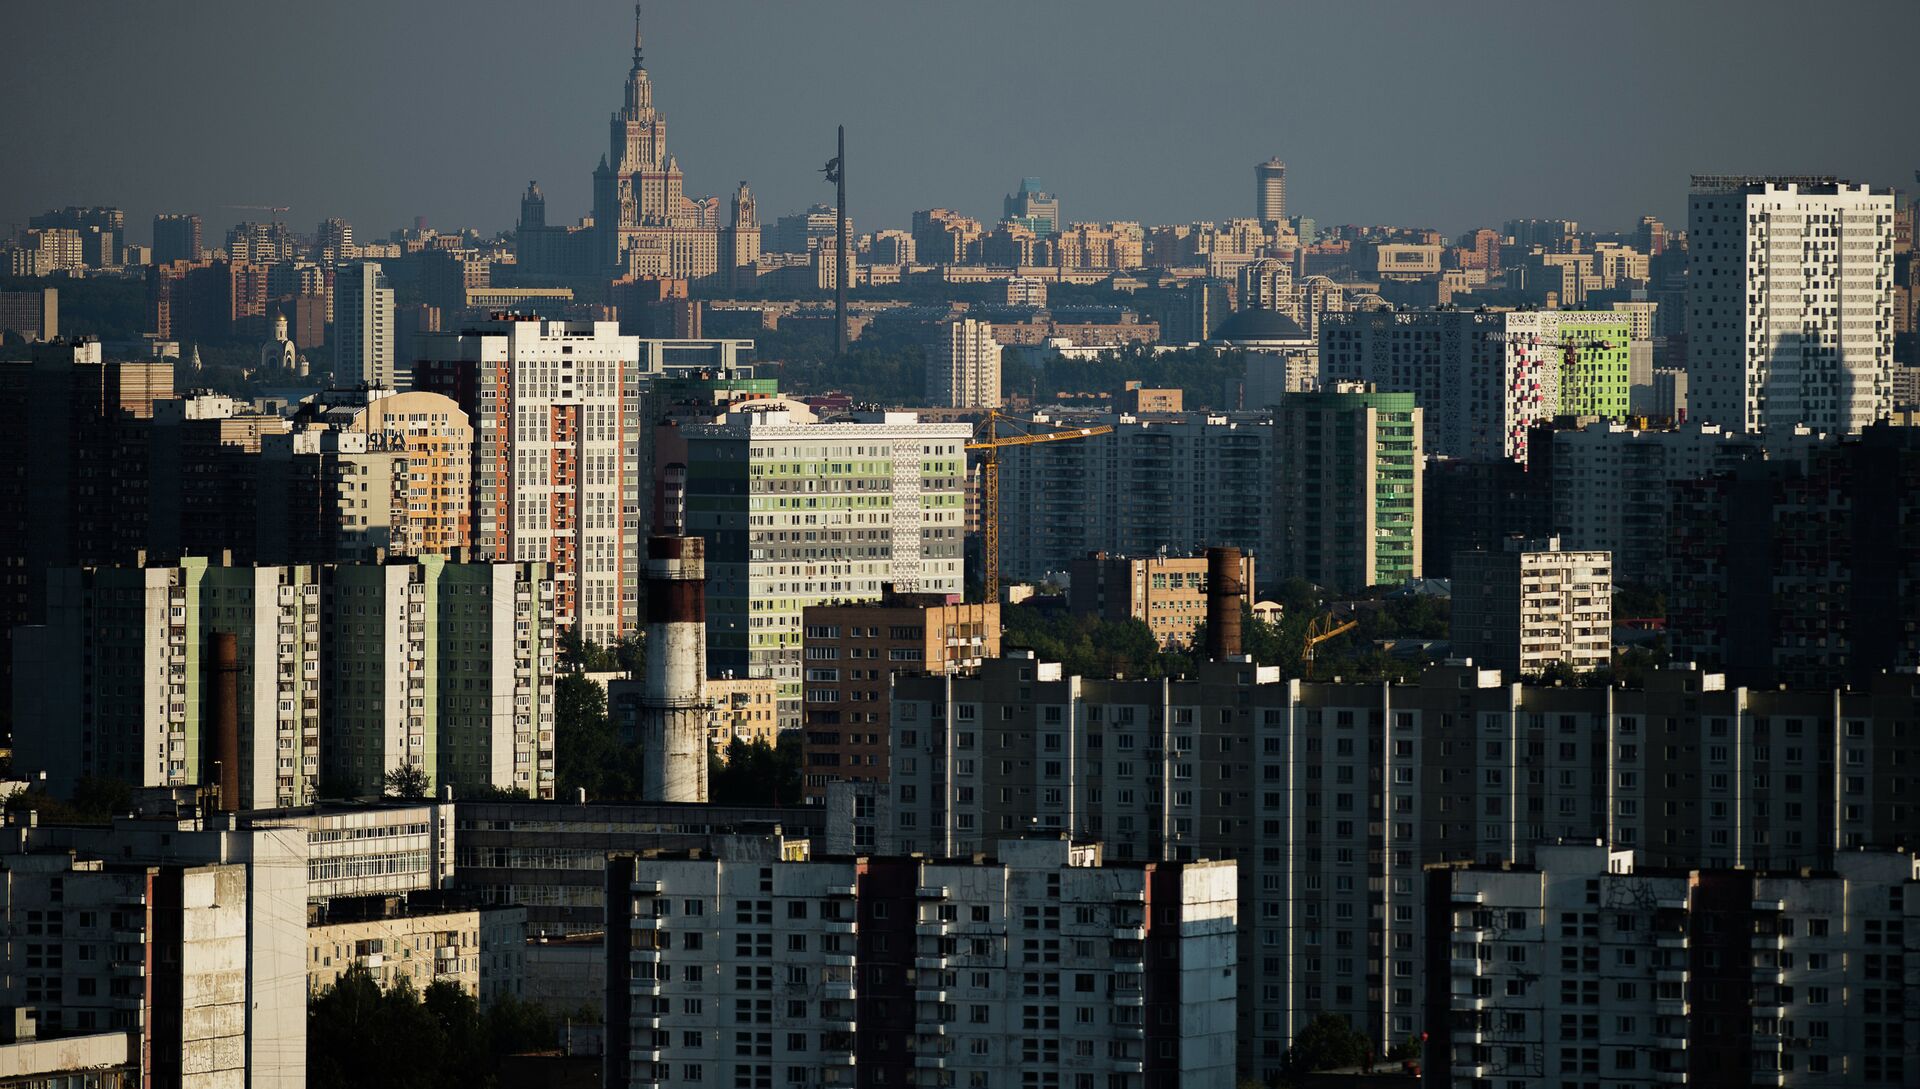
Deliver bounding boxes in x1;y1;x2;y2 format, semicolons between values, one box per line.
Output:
633;3;643;67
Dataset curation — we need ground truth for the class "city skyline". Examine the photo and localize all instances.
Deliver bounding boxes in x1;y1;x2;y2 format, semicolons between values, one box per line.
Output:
3;0;1915;242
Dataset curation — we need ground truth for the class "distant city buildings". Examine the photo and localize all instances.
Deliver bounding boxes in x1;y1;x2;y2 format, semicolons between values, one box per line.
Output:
1002;176;1061;235
1687;176;1895;434
1321;309;1633;464
996;410;1274;582
1256;158;1287;224
926;316;1002;408
333;261;396;387
152;212;203;265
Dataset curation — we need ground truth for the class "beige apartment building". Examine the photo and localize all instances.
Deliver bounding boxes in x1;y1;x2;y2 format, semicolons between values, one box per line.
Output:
1068;551;1257;647
705;675;780;752
307;899;526;1005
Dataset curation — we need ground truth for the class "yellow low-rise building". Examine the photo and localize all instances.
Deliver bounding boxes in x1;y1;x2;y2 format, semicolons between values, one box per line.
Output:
307;899;525;1005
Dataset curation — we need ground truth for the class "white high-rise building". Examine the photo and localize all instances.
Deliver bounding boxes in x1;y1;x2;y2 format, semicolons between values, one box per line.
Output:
927;316;1001;408
414;318;646;642
334;260;397;388
679;402;969;725
1687;177;1894;434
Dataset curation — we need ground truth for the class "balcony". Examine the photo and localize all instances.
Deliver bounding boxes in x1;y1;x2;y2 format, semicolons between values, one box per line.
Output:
914;1056;948;1070
1650;1070;1688;1085
822;920;857;935
826;884;857;898
1110;1059;1145;1074
631;978;663;996
917;886;949;899
629;948;663;963
1655;934;1689;950
1751;967;1784;985
1112;926;1147;941
1655;968;1689;984
1750;898;1784;912
915;956;948;971
1451;889;1484;905
629;879;662;894
1450;957;1482;976
627;1049;663;1064
914;989;947;1004
630;916;662;930
1654;1036;1688;1051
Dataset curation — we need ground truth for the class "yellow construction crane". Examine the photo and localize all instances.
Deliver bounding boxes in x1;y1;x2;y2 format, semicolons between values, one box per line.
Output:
967;409;1112;602
1302;612;1359;677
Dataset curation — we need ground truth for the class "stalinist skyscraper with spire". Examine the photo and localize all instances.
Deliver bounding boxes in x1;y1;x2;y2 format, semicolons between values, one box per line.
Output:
584;6;724;281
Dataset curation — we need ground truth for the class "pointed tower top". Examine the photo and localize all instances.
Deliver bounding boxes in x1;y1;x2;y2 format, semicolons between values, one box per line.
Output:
633;3;644;66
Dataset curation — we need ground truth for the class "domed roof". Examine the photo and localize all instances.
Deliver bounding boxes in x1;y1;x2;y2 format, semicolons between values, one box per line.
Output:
1211;307;1310;344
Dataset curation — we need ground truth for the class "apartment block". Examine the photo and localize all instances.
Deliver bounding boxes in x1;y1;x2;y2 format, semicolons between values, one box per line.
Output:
927;317;1002;409
334;261;397;388
860;654;1920;1081
1452;537;1612;676
1273;383;1421;592
1668;423;1920;688
414;317;646;642
1687;177;1895;435
1067;552;1255;648
1420;457;1550;580
799;592;999;802
1427;843;1920;1088
259;388;474;563
996;411;1274;582
706;675;782;751
0;822;310;1089
452;800;821;936
11;556;556;805
1540;420;1786;588
307;896;526;1006
604;837;1237;1089
678;402;969;725
1320;309;1630;463
321;557;557;799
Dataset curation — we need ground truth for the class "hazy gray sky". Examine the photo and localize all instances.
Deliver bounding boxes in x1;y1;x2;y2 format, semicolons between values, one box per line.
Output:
3;0;1913;245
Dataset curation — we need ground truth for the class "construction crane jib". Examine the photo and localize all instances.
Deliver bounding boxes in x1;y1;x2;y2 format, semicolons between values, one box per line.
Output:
965;409;1113;603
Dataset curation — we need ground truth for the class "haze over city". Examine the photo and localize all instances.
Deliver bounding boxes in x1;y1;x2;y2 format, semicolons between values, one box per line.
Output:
4;0;1915;240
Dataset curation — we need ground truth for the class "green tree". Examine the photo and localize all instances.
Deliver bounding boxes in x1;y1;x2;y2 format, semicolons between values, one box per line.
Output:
383;765;430;800
1281;1012;1372;1075
709;735;803;806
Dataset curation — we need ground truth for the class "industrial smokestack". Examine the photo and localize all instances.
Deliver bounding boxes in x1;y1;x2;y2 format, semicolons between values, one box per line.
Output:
206;632;241;812
1204;547;1245;661
640;534;709;802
